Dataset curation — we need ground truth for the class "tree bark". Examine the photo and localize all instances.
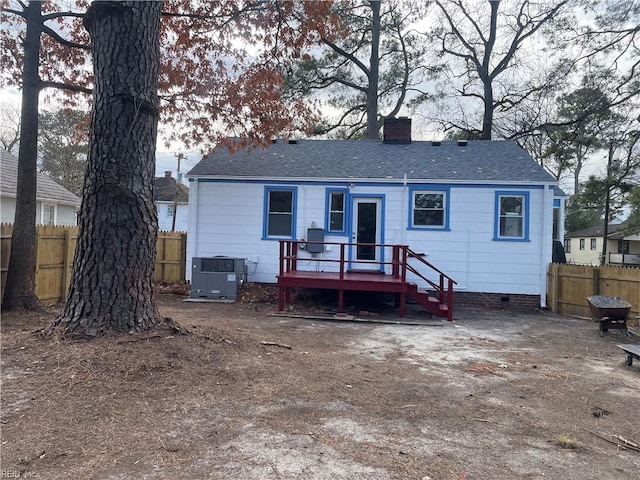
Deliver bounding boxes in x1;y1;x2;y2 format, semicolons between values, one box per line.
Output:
480;0;500;141
600;142;614;267
50;0;162;336
2;1;45;311
365;0;381;140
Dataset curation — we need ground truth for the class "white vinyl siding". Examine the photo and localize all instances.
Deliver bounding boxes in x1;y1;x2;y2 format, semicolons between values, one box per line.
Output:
187;181;551;303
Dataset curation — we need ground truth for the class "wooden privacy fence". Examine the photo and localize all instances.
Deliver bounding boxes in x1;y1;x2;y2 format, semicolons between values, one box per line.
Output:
547;263;640;324
0;224;187;306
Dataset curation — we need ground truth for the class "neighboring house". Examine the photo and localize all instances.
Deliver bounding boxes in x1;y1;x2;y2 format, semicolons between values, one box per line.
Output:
186;118;565;309
565;222;640;266
0;150;80;225
154;171;189;231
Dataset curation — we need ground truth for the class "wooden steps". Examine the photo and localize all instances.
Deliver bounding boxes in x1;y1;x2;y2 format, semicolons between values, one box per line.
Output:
407;283;450;319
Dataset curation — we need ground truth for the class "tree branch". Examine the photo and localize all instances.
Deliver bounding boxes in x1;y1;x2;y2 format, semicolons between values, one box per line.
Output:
322;36;370;79
40;81;92;94
491;0;570;79
41;24;90;50
41;11;85;21
2;7;26;18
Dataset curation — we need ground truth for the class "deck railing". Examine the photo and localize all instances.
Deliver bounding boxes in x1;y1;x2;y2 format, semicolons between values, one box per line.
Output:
278;240;456;308
404;247;457;311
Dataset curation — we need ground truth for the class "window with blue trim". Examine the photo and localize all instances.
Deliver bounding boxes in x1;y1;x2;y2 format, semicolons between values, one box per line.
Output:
325;189;347;234
409;188;448;229
265;187;296;238
495;192;529;241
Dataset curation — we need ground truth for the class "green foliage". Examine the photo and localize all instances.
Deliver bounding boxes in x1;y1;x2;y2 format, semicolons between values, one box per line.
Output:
564;195;601;232
540;81;617;191
443;129;481;141
284;0;431;139
626;185;640;227
38;109;89;196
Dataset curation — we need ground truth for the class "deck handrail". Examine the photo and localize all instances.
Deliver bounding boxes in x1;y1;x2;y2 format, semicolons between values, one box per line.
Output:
279;241;456;288
278;240;456;321
403;246;457;308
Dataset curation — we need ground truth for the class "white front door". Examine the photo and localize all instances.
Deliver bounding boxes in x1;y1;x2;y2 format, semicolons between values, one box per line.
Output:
350;197;383;271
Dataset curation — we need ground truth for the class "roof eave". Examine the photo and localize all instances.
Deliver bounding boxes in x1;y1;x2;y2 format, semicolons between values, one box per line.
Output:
187;174;557;186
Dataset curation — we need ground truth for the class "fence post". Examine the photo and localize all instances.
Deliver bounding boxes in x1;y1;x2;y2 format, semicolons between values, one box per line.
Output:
0;224;13;303
548;263;558;313
180;233;187;282
34;226;41;298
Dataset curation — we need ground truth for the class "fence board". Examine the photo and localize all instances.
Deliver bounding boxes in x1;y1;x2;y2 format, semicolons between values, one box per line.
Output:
154;231;187;283
1;225;187;306
0;223;13;301
548;263;640;325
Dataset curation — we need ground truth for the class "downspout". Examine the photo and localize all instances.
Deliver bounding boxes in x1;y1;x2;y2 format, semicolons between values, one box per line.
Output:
402;173;407;246
558;198;566;243
540;184;553;308
185;179;199;282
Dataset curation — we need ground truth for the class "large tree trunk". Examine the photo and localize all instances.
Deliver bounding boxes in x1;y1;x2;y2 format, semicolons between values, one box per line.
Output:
365;0;381;140
2;1;44;311
479;0;500;141
50;1;162;336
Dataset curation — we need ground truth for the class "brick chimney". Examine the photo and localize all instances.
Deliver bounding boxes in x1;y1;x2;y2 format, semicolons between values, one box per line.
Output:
383;117;411;144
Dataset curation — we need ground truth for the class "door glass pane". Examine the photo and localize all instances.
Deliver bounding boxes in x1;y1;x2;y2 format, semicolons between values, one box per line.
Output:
356;202;376;260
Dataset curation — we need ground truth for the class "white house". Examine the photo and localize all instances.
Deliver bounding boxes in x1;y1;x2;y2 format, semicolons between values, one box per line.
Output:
186;118;565;309
565;222;640;266
154;171;189;232
0;150;80;225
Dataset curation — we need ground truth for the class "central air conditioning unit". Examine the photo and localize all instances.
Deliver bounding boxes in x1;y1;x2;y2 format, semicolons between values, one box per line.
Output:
190;257;246;300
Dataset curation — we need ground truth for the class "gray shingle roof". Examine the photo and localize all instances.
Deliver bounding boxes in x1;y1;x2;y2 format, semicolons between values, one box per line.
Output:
187;139;557;184
154;175;189;203
565;222;636;238
0;150;81;206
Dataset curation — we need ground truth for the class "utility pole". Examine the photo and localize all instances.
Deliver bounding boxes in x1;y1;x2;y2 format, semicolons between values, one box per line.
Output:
600;142;614;266
172;153;184;232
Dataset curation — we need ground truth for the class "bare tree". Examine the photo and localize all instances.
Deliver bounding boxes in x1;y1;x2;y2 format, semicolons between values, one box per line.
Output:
1;0;90;311
424;0;572;140
0;0;339;314
286;0;432;139
0;102;21;153
573;1;639;102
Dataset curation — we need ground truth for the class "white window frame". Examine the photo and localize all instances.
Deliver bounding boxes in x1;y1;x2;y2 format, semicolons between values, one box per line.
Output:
408;186;450;230
263;186;297;239
41;203;56;225
325;189;347;234
494;191;529;241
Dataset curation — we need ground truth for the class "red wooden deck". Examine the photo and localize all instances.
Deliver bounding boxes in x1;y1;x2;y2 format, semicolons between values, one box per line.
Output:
276;241;456;320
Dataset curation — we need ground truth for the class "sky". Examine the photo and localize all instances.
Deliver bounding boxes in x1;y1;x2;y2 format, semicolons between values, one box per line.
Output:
2;80;614;194
0;85;197;183
0;0;627;196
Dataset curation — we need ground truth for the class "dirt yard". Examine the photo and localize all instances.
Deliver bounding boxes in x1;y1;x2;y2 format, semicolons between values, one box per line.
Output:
1;288;639;480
